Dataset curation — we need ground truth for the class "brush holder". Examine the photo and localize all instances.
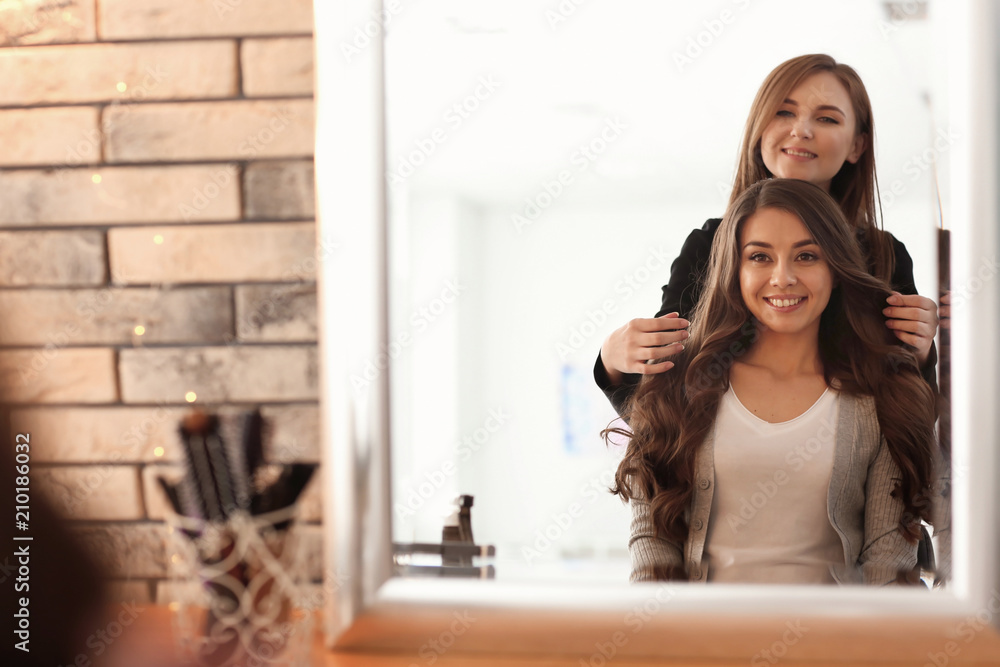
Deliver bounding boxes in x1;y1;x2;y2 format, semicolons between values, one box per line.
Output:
163;505;313;666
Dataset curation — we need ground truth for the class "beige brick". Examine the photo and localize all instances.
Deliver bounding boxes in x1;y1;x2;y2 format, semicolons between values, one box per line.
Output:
109;223;316;284
0;107;99;167
13;403;319;464
11;406;188;463
105;99;313;163
154;580;199;605
0;287;233;346
0;40;236;106
262;404;320;463
0;349;117;404
242;37;314;97
0;166;240;225
0;231;105;286
100;0;312;39
0;0;96;46
74;523;168;578
105;581;152;604
36;465;143;520
120;346;318;403
234;284;317;343
245;160;314;220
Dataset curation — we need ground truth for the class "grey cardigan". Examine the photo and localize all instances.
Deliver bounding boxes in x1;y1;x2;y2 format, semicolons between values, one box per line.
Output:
629;392;919;586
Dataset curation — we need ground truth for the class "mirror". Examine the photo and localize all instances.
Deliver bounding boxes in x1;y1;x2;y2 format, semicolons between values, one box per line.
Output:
383;0;947;583
316;0;1000;660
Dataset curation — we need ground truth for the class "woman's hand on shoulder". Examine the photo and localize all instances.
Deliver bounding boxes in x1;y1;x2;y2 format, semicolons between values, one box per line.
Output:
600;313;689;385
882;292;938;367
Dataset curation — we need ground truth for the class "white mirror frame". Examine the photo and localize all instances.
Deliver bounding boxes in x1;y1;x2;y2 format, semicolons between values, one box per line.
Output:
315;0;1000;661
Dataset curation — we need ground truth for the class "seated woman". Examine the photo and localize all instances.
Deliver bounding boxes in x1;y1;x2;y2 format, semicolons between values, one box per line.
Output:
608;178;939;585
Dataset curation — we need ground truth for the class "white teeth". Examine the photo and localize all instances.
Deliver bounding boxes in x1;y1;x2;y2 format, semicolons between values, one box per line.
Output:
766;297;803;307
785;149;815;158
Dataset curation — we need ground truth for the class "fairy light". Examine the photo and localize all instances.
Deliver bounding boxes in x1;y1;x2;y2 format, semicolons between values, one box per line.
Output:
185;391;197;403
116;81;127;92
153;446;164;458
153;235;164;245
134;325;146;336
91;174;102;184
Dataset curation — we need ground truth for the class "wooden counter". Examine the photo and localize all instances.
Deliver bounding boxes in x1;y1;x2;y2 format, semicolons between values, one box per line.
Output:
103;605;1000;666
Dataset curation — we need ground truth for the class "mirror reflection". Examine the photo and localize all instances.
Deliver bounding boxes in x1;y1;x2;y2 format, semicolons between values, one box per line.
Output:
382;0;949;584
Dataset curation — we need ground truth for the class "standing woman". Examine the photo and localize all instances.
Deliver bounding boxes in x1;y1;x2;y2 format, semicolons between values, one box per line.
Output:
596;54;939;416
610;179;939;584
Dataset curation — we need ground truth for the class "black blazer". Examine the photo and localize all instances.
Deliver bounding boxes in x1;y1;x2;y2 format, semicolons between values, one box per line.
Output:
594;218;938;417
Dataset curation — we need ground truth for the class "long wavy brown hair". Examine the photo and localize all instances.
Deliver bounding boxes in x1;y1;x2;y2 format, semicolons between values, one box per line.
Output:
730;54;895;285
609;179;935;558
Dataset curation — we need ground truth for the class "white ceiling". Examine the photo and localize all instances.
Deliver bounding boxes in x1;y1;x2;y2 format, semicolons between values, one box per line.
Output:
384;0;944;209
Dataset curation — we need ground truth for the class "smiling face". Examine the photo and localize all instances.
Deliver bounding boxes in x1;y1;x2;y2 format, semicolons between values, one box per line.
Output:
739;206;833;338
759;71;866;192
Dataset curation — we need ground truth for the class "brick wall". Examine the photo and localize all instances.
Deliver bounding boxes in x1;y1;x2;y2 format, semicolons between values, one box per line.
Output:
0;0;321;603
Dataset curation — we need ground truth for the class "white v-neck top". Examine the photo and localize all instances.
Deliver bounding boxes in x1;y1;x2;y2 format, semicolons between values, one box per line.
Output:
705;385;844;583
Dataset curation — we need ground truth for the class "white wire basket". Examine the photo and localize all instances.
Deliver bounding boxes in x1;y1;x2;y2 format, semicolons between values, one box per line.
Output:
164;505;315;666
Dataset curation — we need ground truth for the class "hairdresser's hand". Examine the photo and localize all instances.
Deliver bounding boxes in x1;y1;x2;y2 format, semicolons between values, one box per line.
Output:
883;292;938;367
600;313;689;385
